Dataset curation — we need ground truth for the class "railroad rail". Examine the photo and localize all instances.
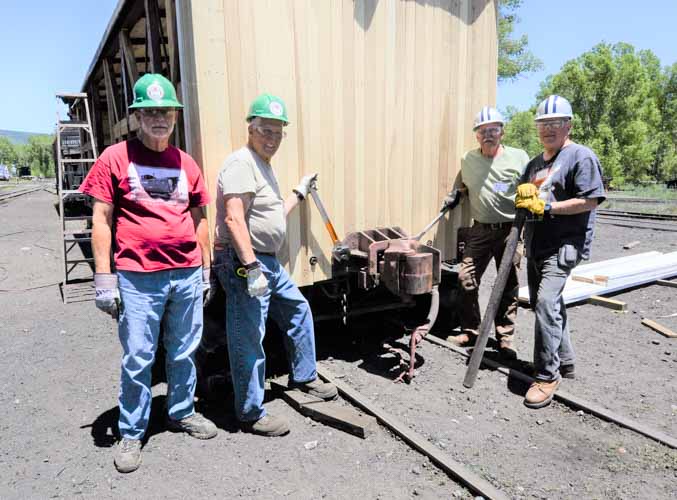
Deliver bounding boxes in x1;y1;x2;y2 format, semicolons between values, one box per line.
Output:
597;209;677;221
0;186;44;203
315;331;676;498
596;208;677;232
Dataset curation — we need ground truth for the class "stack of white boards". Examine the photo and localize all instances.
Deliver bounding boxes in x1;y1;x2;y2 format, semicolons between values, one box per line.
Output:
518;251;677;306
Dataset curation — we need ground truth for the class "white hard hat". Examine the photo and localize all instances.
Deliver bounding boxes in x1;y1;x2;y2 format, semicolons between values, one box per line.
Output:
473;106;504;130
535;95;573;121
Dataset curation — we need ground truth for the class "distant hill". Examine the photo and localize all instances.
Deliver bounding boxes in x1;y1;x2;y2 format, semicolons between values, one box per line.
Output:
0;129;52;145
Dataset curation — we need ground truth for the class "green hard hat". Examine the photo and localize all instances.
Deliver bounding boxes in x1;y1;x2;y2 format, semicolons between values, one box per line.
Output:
129;73;183;109
246;93;289;124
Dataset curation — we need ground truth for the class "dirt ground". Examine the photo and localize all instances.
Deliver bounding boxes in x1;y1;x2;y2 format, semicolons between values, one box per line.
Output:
1;188;676;499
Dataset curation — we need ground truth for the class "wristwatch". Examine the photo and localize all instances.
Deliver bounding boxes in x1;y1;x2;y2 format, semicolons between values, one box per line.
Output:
243;260;261;271
544;203;552;217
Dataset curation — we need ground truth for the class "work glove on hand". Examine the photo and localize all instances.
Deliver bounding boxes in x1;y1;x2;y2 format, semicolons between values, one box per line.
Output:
202;267;216;306
441;189;462;212
246;266;269;298
515;195;545;216
516;183;538;200
293;173;318;200
94;273;120;319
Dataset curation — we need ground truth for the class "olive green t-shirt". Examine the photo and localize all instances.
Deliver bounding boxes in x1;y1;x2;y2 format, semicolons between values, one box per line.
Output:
214;146;286;254
460;146;529;224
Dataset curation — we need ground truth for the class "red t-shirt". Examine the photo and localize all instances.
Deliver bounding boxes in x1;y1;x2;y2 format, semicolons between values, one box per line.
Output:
79;139;210;272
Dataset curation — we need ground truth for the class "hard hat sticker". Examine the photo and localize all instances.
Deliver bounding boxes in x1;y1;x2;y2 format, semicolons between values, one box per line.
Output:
147;82;165;101
269;101;283;116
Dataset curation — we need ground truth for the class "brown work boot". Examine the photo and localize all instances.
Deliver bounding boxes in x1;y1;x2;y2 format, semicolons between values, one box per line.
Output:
289;378;338;401
497;338;517;360
240;414;290;437
446;332;478;348
524;379;561;409
559;364;576;379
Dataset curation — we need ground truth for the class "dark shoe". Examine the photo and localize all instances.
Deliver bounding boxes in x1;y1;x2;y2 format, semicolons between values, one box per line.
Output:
240;414;290;437
524;379;561;409
497;338;517;360
446;332;477;348
167;413;217;439
560;364;576;379
114;438;142;473
289;378;338;401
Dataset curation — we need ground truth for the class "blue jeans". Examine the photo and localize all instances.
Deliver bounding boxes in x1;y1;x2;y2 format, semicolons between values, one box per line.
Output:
214;248;317;422
527;254;576;381
117;267;203;439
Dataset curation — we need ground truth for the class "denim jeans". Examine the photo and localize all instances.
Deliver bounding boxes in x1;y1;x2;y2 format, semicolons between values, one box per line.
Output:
527;253;577;381
117;267;203;439
213;248;317;422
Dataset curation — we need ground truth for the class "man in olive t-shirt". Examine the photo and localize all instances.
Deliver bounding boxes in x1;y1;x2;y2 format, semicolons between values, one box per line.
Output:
447;106;528;358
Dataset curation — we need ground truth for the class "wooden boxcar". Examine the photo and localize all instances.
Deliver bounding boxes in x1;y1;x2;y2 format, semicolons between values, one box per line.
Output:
81;0;497;287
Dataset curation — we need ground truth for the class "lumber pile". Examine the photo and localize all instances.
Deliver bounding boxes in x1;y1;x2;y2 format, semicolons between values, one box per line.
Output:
518;251;677;305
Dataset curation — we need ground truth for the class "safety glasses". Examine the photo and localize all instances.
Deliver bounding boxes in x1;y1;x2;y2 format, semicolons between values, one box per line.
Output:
476;126;502;136
139;108;176;118
536;119;567;131
254;126;286;140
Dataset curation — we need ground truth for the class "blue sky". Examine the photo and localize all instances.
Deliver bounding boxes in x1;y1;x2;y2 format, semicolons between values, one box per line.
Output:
0;1;675;134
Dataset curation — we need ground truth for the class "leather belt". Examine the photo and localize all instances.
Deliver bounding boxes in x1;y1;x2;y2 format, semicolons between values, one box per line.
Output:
213;244;275;257
474;221;513;230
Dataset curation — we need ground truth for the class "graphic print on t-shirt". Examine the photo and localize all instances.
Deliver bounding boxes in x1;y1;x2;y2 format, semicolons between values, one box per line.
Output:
127;162;189;205
530;161;561;203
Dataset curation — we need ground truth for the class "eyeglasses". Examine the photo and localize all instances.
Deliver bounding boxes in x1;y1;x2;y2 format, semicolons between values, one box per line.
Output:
254;126;286;140
476;126;502;136
536;119;568;131
139;108;176;118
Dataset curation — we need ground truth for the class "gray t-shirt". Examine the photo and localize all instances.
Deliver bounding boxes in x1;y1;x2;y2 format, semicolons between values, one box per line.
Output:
214;146;286;254
520;143;606;260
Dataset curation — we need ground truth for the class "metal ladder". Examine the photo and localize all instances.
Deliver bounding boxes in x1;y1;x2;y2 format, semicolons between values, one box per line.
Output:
55;92;99;303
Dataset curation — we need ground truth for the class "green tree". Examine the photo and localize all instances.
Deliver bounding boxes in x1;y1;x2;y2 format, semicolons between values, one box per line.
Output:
0;137;18;166
23;135;55;177
497;0;543;82
537;42;663;185
502;106;540;157
654;62;677;179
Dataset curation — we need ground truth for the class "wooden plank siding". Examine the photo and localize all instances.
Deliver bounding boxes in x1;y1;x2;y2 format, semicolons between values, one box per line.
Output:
179;0;498;286
80;0;497;287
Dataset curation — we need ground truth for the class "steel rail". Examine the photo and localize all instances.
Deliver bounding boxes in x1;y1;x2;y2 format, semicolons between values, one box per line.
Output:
0;187;44;203
597;209;677;222
317;366;509;500
424;335;677;450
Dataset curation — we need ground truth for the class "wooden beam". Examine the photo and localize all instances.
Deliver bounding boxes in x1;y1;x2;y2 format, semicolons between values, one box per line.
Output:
102;59;119;141
145;0;163;74
119;30;140;84
164;0;180;85
588;296;627;311
641;318;677;338
270;379;377;439
623;240;641;249
317;367;510;500
656;279;677;288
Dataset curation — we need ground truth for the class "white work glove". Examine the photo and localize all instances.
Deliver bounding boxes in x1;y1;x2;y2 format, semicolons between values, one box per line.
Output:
246;265;269;297
293;173;318;200
202;267;214;306
94;273;120;319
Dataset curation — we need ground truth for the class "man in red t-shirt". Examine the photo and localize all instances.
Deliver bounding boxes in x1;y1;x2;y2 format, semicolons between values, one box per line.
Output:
79;74;217;473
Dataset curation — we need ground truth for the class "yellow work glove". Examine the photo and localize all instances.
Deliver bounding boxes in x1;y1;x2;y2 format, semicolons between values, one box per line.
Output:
517;183;538;199
515;195;545;216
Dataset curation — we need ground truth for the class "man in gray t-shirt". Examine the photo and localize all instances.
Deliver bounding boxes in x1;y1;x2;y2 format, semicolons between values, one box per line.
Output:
213;93;337;437
515;95;606;410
